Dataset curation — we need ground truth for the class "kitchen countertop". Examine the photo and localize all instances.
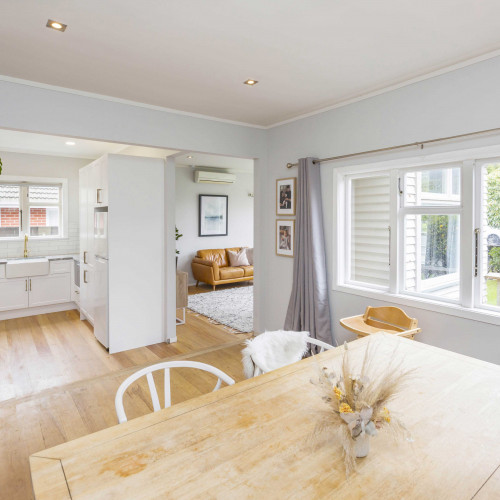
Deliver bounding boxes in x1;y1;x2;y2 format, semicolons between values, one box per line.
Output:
0;254;79;264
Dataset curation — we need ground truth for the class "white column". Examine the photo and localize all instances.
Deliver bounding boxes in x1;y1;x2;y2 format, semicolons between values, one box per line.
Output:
164;157;177;343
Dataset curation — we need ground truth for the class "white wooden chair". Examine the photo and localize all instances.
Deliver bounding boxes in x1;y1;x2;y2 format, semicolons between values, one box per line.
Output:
242;330;335;378
115;360;235;423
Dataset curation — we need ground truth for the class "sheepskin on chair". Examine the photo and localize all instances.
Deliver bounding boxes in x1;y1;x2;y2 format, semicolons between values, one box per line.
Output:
241;330;310;378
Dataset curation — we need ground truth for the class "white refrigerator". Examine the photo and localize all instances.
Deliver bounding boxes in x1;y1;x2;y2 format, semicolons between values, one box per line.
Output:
94;206;109;348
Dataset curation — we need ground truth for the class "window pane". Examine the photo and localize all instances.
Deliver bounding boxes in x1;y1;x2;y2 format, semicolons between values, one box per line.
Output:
480;163;500;308
350;176;390;287
28;185;60;203
30;206;60;236
404;214;460;301
0;185;21;238
404;167;460;206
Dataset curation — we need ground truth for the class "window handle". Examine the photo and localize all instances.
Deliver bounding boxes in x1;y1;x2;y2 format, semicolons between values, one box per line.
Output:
474;228;480;277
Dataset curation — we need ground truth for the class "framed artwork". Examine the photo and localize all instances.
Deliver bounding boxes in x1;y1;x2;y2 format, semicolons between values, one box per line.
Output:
276;219;295;257
276;177;296;216
199;195;228;236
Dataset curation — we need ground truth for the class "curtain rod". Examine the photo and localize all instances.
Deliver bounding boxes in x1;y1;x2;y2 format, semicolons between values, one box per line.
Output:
285;126;500;168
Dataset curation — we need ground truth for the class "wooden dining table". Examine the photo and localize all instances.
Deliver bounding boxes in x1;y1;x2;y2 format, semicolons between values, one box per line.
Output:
30;333;500;499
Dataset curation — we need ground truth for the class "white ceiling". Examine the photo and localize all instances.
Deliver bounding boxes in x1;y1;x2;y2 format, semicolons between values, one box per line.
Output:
0;129;251;170
175;152;253;172
2;1;500;126
0;129;126;159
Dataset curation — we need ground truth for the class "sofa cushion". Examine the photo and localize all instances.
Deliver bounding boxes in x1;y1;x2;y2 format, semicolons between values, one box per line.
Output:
227;248;250;266
246;247;253;265
241;265;254;277
219;266;245;280
197;249;228;267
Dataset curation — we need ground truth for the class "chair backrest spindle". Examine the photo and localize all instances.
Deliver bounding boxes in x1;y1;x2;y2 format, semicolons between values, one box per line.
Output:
115;361;235;423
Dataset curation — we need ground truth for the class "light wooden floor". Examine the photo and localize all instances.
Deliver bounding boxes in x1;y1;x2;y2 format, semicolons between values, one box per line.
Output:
0;308;250;404
0;304;252;499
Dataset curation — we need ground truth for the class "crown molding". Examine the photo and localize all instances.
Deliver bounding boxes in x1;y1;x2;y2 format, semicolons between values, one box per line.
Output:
266;48;500;129
2;47;500;131
0;75;267;130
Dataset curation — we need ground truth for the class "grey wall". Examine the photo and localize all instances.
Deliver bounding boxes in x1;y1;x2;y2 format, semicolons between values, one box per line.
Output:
0;78;268;333
3;57;500;362
175;166;254;283
264;56;500;364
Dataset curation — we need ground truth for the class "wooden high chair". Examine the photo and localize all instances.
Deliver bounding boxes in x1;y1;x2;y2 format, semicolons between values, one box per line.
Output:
340;306;421;340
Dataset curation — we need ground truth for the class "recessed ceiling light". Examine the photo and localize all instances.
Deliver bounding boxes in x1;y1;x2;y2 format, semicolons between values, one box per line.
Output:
187;155;193;159
65;141;76;146
244;79;258;86
46;19;67;32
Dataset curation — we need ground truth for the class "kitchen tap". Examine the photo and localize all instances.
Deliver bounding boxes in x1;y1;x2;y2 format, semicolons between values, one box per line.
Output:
24;234;29;258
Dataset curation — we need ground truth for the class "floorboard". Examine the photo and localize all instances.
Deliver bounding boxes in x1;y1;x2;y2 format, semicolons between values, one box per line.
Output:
0;292;252;499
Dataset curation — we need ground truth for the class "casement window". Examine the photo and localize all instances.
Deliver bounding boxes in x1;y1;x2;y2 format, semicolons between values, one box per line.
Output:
338;154;500;318
0;183;63;239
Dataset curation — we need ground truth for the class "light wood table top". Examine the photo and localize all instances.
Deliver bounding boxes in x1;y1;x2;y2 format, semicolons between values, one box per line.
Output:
30;334;500;499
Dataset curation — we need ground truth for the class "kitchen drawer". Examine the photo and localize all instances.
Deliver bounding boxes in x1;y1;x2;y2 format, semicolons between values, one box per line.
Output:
0;264;5;280
50;260;72;274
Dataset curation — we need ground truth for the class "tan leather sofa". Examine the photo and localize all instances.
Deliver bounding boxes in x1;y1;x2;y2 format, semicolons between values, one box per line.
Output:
191;247;253;290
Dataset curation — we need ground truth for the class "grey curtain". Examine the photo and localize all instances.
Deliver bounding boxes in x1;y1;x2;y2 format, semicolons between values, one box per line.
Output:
284;157;334;348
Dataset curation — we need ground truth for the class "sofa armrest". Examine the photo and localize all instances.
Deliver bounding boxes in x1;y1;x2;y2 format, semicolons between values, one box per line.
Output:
192;257;220;281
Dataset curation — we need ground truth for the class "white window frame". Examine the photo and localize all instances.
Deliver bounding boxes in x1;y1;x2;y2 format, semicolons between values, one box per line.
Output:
333;142;500;327
0;176;68;240
398;162;463;304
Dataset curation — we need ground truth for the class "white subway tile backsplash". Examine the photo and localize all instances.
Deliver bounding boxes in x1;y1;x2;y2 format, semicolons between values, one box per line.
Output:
0;229;79;258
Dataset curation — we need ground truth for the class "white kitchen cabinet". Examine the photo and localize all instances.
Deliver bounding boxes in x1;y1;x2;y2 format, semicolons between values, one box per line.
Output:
79;164;95;324
0;278;29;311
28;273;71;307
79;154;165;353
95;157;108;206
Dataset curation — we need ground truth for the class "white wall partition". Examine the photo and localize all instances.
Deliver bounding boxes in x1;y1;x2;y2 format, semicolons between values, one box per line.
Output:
0;78;267;337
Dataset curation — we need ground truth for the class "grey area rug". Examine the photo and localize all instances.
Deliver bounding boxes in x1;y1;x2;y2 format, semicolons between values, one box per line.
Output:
188;286;253;333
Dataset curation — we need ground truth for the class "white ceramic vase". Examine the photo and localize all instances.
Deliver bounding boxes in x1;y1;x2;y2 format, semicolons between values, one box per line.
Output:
354;434;370;458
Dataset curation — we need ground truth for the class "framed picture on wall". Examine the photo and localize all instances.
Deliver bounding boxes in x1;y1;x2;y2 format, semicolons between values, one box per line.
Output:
276;219;295;257
276;177;296;216
199;194;228;236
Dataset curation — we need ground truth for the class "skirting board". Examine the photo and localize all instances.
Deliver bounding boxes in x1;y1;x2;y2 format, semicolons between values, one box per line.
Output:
0;302;78;321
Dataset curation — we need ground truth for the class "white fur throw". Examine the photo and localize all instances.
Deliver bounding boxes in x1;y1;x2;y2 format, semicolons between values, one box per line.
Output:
241;330;310;378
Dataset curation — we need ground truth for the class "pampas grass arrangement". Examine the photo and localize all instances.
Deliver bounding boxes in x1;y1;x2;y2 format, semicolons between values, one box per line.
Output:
310;341;413;475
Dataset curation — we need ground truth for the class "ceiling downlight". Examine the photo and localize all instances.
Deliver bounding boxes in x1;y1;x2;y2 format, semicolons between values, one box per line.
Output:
46;20;67;32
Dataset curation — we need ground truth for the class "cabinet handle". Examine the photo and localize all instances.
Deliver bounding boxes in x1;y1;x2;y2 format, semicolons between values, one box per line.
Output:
29;279;31;291
96;189;102;204
25;279;28;292
84;270;88;284
83;251;88;264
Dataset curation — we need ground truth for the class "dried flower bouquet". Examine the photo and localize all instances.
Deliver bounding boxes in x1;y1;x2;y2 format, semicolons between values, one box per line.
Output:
310;341;413;474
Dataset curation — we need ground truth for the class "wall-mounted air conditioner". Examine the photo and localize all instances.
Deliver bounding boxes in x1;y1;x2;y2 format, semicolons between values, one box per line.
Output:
194;170;236;184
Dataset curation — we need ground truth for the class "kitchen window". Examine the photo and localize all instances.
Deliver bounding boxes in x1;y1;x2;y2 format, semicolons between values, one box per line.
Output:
337;154;500;319
0;182;63;239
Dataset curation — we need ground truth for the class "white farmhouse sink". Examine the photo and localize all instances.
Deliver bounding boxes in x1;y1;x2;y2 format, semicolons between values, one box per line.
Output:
5;258;50;278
